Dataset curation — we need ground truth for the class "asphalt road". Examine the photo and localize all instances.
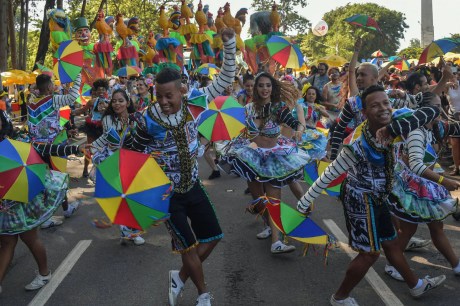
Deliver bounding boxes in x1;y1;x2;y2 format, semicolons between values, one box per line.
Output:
1;156;460;306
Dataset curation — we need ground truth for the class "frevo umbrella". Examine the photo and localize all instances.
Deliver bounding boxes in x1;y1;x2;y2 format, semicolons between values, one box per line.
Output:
198;96;245;141
371;49;387;58
50;131;68;173
266;35;304;69
304;160;346;197
94;149;172;231
0;139;48;203
194;63;221;77
419;38;460;64
53;40;83;84
115;66;142;78
344;14;382;33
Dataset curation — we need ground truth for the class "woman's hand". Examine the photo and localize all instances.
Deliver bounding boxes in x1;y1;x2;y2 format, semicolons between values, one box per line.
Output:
376;126;394;146
442;177;460;191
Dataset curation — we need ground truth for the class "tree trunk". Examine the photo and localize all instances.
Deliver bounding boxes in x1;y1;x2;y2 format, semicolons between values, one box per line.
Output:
8;0;17;69
89;0;107;30
0;0;8;75
34;0;56;70
23;0;29;70
18;0;24;69
80;0;87;17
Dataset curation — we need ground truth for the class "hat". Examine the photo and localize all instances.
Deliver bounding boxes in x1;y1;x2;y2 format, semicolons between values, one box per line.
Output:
73;17;89;30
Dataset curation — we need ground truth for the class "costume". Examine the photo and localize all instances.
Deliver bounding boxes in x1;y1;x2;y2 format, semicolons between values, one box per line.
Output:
27;75;81;143
129;37;236;252
223;101;310;187
390;120;460;223
84;97;107;139
0;143;79;235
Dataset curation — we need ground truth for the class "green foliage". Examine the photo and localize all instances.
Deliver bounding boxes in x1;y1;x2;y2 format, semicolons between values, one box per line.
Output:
300;3;408;63
27;30;54;70
397;45;423;60
251;0;310;35
409;38;421;48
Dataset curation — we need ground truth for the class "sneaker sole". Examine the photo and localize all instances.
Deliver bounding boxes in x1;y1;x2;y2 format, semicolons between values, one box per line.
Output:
271;248;296;254
411;275;446;298
168;271;177;306
256;235;271;240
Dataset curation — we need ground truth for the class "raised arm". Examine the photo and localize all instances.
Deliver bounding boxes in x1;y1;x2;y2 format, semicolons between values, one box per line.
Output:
329;99;355;160
201;29;236;102
348;38;362;97
52;74;81;108
297;146;358;213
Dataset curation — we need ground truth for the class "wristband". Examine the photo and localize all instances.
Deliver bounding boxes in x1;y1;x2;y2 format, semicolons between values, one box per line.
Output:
438;176;444;184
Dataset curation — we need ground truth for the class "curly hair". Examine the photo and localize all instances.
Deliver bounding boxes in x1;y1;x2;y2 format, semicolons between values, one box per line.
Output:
103;89;135;118
253;72;299;109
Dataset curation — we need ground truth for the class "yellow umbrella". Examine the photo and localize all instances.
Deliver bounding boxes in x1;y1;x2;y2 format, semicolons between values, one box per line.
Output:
318;55;348;67
444;52;460;61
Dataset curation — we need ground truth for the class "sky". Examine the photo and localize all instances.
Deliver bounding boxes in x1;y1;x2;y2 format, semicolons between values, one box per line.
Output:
37;0;459;51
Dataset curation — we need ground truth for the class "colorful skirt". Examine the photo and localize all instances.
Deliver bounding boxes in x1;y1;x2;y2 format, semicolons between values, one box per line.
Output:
0;171;69;235
389;164;458;223
221;136;311;187
298;129;327;161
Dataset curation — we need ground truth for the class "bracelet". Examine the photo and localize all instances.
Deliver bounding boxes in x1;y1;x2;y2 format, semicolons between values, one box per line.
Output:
438;176;444;184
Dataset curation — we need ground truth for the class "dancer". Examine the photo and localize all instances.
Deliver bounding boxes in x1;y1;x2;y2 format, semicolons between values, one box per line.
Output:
222;72;309;253
0;142;86;294
91;89;145;245
130;28;236;306
298;86;446;306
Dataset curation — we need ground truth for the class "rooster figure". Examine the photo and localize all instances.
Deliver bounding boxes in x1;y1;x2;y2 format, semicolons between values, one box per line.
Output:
142;31;158;67
116;13;134;45
115;13;138;67
270;2;281;32
179;0;198;43
94;10;114;76
190;0;214;64
96;9;113;42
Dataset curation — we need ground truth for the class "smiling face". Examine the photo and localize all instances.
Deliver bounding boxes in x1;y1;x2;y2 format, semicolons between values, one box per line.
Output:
75;27;91;46
256;76;273;103
305;88;317;103
155;80;187;115
111;92;129;116
363;91;392;129
243;79;254;97
136;79;148;95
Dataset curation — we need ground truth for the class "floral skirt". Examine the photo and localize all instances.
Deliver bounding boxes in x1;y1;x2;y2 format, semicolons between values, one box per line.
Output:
221;136;311;187
389;165;457;223
0;171;69;235
298;129;327;161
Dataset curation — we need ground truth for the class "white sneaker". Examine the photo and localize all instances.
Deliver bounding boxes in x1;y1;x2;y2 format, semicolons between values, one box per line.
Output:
256;226;272;239
120;226;144;245
63;200;81;218
196;292;212;306
169;270;184;306
406;237;430;251
133;236;145;245
409;275;446;297
330;295;359;306
384;264;404;281
24;271;52;291
271;241;296;254
40;217;63;229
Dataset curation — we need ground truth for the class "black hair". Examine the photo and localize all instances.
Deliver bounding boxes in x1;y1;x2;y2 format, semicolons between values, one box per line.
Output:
405;72;425;94
156;67;181;86
361;85;385;109
103;89;135;118
93;78;109;90
318;62;329;72
303;86;323;103
36;74;52;92
242;72;254;84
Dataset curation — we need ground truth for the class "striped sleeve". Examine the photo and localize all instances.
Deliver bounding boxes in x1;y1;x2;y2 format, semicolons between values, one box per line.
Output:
33;143;80;157
387;106;440;138
201;38;236;102
130;125;151;152
298;146;357;211
406;129;428;176
330;99;354;160
52;74;81;108
278;106;299;130
91;116;113;152
390;92;415;109
445;121;460;137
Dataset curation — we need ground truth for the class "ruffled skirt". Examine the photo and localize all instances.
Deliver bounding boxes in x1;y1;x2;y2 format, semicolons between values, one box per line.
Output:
298;129;327;161
0;171;69;235
389;165;458;223
221;136;311;187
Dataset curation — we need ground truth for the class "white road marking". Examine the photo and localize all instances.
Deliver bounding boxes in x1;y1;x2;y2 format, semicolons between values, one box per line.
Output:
323;219;404;306
28;240;92;306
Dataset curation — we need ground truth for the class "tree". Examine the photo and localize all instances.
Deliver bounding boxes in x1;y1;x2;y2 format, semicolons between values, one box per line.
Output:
8;0;17;69
409;38;421;48
34;0;55;69
299;3;408;63
251;0;310;35
397;46;423;60
0;0;8;75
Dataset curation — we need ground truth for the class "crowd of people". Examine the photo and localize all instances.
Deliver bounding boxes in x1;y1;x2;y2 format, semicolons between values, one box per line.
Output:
2;22;460;306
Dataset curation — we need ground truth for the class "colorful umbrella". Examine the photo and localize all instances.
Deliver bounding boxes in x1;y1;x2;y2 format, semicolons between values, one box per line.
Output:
59;106;71;127
194;63;221;77
94;149;172;231
53;40;83;84
394;59;411;71
115;66;142;78
35;62;54;78
344;14;382;32
266;35;304;69
319;54;348;67
265;198;329;245
0;139;48;203
304;160;346;196
198;96;245;141
50;131;68;173
187;88;208;120
371;49;387;58
419;38;460;64
80;83;92;97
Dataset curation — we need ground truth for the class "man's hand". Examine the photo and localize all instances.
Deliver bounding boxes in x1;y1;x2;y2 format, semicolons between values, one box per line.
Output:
221;28;235;42
375;126;394;146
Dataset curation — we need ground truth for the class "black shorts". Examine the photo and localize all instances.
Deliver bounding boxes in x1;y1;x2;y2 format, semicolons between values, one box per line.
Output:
165;181;223;253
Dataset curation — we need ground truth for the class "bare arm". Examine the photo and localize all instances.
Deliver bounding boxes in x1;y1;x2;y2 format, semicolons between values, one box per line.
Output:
348;39;362;97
